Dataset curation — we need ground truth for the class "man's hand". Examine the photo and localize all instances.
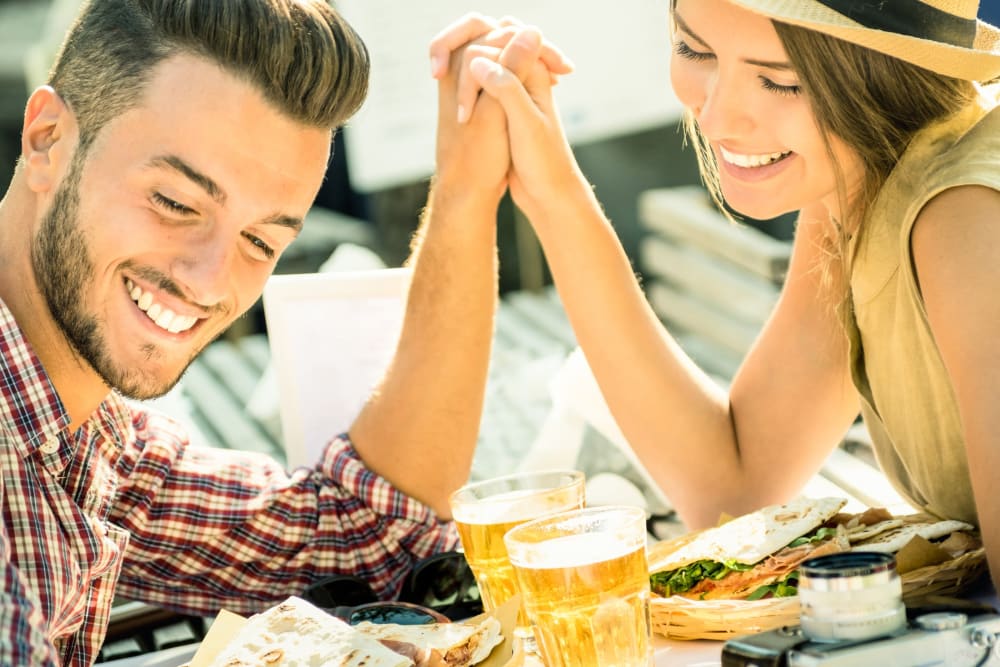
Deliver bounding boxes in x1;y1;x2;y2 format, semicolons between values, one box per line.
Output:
464;44;587;226
432;15;557;205
429;13;573;122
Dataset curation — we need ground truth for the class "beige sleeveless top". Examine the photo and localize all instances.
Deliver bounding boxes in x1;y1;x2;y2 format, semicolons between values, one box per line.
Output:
847;89;1000;526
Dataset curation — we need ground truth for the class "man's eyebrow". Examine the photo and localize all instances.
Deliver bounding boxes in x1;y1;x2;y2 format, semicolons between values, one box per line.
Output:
673;11;794;71
148;155;304;232
261;212;304;234
148;155;226;204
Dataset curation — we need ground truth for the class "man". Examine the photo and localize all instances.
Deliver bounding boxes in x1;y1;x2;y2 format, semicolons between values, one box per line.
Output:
0;1;557;664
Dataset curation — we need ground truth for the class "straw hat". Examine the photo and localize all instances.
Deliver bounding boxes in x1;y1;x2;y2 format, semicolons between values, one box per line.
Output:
726;0;1000;81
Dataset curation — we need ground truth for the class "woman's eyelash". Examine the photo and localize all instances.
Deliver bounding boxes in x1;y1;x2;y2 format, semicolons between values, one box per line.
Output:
759;76;802;97
674;40;713;62
152;192;195;215
674;38;802;98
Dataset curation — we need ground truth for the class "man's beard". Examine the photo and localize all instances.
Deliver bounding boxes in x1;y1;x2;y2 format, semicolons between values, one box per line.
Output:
30;152;198;400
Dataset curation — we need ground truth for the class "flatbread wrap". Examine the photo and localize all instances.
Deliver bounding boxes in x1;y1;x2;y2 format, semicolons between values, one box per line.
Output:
209;596;411;667
206;596;505;667
354;617;503;667
649;497;850;600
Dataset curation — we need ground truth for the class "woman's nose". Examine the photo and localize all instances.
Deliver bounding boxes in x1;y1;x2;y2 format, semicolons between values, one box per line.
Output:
694;71;754;143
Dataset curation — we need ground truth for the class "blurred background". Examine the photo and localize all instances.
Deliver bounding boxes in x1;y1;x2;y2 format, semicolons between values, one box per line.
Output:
1;0;997;286
0;0;794;303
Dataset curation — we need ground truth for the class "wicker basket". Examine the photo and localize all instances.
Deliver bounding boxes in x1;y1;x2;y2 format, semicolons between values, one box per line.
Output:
650;548;989;641
900;547;989;599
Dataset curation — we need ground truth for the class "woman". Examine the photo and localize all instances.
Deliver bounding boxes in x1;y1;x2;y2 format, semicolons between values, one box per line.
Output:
430;1;1000;584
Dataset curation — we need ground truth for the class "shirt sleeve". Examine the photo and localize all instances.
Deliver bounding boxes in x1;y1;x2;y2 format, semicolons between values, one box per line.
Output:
110;408;459;616
0;491;61;666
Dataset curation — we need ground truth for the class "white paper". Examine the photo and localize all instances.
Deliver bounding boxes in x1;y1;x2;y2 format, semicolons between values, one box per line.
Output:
262;268;411;469
337;0;683;192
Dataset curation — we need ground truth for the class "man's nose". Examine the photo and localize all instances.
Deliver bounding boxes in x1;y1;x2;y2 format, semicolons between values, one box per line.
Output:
170;231;236;309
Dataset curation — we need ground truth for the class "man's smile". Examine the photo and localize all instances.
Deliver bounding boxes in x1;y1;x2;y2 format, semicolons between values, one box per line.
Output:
125;278;200;334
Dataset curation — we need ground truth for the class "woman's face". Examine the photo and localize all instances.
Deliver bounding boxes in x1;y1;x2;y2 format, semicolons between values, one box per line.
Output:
670;0;862;221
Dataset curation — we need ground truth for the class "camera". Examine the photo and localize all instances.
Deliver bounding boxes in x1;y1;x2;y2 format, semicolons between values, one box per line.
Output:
721;552;1000;666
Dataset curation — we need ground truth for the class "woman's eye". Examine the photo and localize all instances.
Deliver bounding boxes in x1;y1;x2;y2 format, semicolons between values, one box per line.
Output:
674;39;714;62
243;232;276;260
152;192;195;215
759;76;802;97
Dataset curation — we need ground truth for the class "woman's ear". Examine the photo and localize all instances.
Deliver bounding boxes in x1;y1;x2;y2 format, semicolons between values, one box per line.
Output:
21;86;79;193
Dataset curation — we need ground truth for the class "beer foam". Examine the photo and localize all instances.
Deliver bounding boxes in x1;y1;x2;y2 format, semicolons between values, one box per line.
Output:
512;533;643;569
454;489;574;524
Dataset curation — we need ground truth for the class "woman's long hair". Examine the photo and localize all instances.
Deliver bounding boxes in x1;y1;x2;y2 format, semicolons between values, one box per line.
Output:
679;10;976;315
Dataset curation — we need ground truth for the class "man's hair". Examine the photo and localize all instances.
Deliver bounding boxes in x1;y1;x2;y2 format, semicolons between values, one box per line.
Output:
48;0;370;152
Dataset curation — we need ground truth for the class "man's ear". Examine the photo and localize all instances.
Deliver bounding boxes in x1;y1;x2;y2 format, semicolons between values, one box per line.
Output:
22;86;79;193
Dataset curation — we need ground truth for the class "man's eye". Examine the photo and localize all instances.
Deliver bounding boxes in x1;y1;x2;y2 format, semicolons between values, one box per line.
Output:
152;192;195;215
674;40;714;62
243;232;276;260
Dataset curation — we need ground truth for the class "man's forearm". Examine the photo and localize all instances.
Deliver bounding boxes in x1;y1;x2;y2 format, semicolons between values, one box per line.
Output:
349;179;499;517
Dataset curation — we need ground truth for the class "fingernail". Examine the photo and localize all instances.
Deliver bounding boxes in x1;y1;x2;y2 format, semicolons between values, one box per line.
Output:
430;54;445;77
457;105;468;124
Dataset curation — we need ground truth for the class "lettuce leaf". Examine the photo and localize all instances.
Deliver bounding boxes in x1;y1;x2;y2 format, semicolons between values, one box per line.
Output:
650;558;754;596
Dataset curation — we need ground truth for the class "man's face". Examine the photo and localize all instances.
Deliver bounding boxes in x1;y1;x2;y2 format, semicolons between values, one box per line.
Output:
32;54;331;399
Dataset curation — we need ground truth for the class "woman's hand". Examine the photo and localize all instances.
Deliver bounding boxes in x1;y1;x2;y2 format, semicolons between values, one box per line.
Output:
431;16;554;203
429;13;573;123
429;13;589;224
466;46;590;225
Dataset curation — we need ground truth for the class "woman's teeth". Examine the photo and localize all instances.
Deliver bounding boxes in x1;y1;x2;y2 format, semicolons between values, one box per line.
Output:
720;146;791;168
126;279;198;334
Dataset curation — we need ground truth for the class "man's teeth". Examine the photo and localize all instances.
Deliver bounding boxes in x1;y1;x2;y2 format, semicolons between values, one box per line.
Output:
720;146;791;168
126;279;198;334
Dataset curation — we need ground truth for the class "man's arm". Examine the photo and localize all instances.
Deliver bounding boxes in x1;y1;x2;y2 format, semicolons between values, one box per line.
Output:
0;491;61;666
114;416;458;612
347;26;551;518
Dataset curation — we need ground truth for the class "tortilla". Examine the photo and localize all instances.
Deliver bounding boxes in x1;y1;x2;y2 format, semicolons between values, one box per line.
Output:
652;497;847;572
210;596;411;667
851;519;974;554
355;617;503;667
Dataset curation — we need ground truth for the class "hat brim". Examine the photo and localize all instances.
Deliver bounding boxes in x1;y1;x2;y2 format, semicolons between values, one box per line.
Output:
727;0;1000;81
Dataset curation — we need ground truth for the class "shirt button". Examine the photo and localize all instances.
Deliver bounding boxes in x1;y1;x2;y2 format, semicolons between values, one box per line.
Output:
39;438;59;454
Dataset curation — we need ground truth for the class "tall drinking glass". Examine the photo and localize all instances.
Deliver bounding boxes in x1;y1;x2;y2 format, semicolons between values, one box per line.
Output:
504;505;652;667
449;470;585;631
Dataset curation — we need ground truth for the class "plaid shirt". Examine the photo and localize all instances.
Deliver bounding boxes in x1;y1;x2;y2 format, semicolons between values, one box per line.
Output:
0;300;458;666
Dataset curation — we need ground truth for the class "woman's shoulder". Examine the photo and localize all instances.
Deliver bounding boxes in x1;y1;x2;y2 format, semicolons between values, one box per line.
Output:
928;98;1000;190
886;97;1000;207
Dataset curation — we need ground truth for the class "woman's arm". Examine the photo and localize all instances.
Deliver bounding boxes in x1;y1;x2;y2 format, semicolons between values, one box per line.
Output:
912;183;1000;588
469;50;860;527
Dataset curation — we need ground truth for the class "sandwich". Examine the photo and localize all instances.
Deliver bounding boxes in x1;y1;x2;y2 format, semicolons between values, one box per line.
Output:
649;497;851;601
649;498;981;602
208;596;503;667
354;617;503;667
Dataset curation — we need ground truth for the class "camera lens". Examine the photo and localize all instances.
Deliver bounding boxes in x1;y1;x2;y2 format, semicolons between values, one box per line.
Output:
798;552;906;643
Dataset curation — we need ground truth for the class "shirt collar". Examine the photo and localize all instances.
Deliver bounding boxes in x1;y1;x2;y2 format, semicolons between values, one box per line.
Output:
0;297;131;460
0;297;72;456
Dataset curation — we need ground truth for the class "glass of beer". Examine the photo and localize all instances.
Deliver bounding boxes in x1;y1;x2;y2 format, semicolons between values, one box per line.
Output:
449;470;585;631
504;505;652;667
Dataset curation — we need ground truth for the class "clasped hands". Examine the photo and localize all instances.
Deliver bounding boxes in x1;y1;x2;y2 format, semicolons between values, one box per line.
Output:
428;13;587;221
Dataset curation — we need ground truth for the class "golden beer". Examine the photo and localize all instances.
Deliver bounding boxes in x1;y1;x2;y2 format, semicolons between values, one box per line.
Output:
505;506;652;667
449;471;585;629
